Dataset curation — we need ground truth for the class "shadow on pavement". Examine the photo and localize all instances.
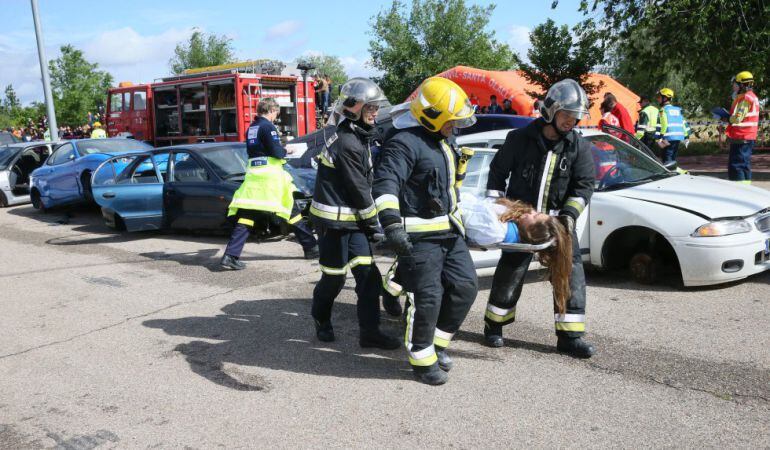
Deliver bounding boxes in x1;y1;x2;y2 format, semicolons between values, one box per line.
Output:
144;298;410;388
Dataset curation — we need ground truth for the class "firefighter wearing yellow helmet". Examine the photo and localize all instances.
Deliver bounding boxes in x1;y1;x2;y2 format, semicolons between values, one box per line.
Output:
372;77;478;385
725;71;760;183
90;121;106;139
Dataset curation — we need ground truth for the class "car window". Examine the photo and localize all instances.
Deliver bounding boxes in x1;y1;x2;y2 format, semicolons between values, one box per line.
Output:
106;155;142;185
77;139;153;155
152;152;170;182
48;144;76;165
172;152;210;182
133;91;147;110
129;155;160;184
199;146;247;179
587;134;668;188
0;147;21;170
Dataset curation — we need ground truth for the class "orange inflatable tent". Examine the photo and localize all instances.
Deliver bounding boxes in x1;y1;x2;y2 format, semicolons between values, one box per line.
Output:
408;66;640;127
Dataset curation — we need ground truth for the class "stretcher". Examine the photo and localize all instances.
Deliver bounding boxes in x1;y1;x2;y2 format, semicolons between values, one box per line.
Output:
467;239;555;253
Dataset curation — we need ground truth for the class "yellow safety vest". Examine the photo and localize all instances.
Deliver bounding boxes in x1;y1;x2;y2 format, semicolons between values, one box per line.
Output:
227;157;297;221
91;128;107;139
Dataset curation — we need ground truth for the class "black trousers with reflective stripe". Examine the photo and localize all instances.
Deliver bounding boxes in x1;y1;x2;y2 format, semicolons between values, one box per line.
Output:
398;236;478;364
311;227;381;332
485;229;587;338
224;208;316;258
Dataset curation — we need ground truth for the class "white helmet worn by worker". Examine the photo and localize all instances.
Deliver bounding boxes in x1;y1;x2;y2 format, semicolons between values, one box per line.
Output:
328;77;390;126
540;79;590;123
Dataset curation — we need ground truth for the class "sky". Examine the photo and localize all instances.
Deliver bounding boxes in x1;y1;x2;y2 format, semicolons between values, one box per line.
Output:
1;0;588;105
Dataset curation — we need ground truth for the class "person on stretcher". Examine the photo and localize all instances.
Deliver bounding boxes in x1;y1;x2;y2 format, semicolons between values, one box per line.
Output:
462;195;573;312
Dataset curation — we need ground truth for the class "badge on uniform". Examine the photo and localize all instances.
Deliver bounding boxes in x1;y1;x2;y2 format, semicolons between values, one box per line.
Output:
247;126;260;140
325;132;338;148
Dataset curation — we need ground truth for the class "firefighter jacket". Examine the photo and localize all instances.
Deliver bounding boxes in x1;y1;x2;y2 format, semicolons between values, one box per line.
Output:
310;120;379;230
659;104;688;142
486;118;595;221
373;126;474;238
228;115;296;220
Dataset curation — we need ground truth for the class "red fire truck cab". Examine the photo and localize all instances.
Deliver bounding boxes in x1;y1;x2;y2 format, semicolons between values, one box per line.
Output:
106;62;316;146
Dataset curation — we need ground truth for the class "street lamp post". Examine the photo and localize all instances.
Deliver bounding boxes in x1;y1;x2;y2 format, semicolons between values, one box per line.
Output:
30;0;58;141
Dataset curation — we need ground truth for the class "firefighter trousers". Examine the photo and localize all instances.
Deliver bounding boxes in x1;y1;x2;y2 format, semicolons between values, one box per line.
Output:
224;207;317;258
485;229;586;338
397;235;478;369
311;227;381;332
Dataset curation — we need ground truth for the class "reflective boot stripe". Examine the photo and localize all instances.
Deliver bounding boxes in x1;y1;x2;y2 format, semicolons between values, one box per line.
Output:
288;214;302;225
320;265;347;276
554;313;586;332
485;304;516;322
382;262;403;297
237;218;255;227
433;328;455;348
409;344;438;367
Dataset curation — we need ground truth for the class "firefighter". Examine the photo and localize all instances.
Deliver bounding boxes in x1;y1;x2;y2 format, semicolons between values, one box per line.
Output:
91;122;106;139
656;88;689;164
484;79;596;358
220;98;318;270
635;96;660;151
309;78;400;349
373;77;479;385
725;71;760;184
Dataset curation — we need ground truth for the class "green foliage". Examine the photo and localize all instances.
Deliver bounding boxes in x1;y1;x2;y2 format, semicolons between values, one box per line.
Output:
571;0;770;111
369;0;518;102
48;45;113;126
295;54;348;101
519;18;606;101
0;86;46;129
169;29;235;75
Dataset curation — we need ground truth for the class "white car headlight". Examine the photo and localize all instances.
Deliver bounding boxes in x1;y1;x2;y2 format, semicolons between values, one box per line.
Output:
692;220;752;237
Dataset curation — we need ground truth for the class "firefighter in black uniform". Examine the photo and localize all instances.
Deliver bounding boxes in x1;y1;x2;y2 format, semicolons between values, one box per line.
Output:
373;77;479;385
310;78;400;349
483;79;596;357
220;98;318;270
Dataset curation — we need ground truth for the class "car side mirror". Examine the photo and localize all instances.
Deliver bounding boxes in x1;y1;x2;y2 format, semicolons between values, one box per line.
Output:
663;160;678;171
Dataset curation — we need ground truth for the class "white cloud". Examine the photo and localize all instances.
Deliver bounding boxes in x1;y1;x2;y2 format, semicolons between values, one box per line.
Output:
340;55;381;78
508;25;532;62
82;27;193;68
264;20;302;42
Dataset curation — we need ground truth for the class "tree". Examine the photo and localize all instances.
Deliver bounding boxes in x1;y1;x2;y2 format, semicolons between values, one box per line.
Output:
295;54;348;101
568;0;770;110
369;0;518;102
3;85;20;112
48;45;113;126
169;29;235;75
518;19;605;101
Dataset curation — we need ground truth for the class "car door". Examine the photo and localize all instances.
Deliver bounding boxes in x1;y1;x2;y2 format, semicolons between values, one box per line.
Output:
91;153;164;231
44;143;78;202
164;150;228;230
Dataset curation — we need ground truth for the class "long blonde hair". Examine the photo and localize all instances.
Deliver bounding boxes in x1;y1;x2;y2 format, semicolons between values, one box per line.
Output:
496;199;573;314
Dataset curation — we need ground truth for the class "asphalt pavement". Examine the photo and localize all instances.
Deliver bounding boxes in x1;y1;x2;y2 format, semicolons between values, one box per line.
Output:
1;183;769;448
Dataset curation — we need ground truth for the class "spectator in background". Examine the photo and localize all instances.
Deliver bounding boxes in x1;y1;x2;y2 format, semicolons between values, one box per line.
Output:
314;75;327;115
317;74;330;117
325;75;334;103
502;98;518;115
598;99;623;139
487;95;503;114
469;93;480;111
603;93;634;135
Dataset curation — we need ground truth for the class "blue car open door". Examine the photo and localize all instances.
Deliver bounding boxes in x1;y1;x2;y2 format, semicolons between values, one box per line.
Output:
91;153;165;231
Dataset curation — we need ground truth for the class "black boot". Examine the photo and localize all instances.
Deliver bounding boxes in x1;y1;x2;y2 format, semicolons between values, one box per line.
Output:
359;330;400;350
557;336;596;358
436;347;453;372
413;363;448;386
220;254;246;270
314;319;335;342
382;293;403;317
304;246;320;260
483;323;504;348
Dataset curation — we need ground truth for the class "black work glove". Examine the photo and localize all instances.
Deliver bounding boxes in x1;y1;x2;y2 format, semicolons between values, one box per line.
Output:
558;214;576;235
384;223;413;257
360;216;383;243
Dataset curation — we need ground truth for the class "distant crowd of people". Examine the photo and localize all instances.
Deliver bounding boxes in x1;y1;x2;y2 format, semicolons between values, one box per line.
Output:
470;94;521;115
4;112;105;142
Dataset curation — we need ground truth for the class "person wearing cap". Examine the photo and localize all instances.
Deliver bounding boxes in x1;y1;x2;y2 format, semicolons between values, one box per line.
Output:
90;122;107;139
484;79;596;358
372;76;479;385
724;71;760;184
309;78;400;350
656;88;689;164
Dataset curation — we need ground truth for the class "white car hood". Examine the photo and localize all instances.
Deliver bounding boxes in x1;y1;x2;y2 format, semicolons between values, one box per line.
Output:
612;175;770;219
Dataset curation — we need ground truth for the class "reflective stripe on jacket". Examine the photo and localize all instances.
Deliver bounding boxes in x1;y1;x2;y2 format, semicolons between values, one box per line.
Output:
726;90;760;141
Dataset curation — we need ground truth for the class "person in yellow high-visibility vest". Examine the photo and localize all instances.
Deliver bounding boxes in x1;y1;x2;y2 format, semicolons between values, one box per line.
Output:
220;98;318;269
90;122;107;139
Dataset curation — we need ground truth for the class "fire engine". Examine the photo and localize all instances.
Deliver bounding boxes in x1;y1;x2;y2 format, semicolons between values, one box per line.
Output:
105;61;317;146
